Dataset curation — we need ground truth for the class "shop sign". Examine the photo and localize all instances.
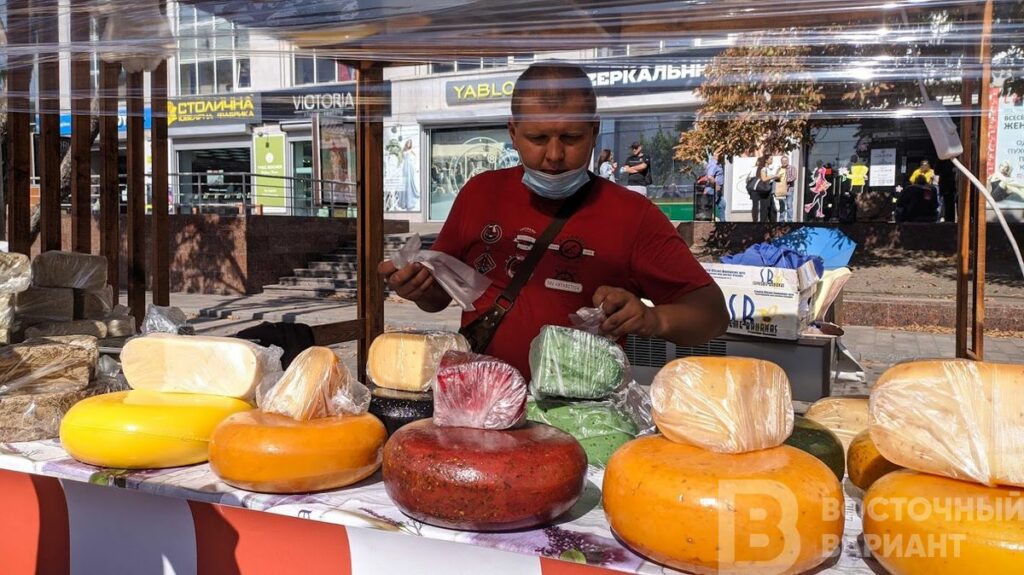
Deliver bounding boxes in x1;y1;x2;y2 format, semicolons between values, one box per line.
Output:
253;133;287;209
261;83;392;121
445;76;517;106
169;94;261;127
870;148;897;187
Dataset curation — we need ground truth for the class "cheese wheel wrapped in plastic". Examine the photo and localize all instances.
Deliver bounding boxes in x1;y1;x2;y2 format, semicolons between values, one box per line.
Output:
367;331;469;392
433;351;526;430
528;326;626;400
870;359;1024;488
651;357;794;454
259;346;370;421
804;396;870;453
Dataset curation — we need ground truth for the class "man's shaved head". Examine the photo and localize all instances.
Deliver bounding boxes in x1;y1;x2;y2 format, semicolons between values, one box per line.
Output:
511;63;597;121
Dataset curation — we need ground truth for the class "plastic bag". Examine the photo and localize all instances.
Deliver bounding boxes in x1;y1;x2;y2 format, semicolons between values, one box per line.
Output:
0;374;129;443
870;359;1024;488
0;335;100;397
31;251;108;291
141;305;194;335
391;233;491;311
527;398;636;468
528;325;628;400
97;355;123;379
433;350;527;430
568;305;614;339
15;286;74;326
651;356;794;454
25;320;107;340
366;330;470;392
0;252;32;294
258;346;370;420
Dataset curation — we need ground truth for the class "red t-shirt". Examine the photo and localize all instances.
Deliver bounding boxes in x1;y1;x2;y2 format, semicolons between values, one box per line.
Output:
432;166;712;379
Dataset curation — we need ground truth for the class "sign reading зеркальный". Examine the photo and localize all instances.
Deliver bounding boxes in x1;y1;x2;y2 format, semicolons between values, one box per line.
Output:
168;94;261;127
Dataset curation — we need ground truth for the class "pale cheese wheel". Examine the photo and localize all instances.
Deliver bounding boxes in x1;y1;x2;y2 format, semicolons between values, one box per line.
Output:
651;357;794;454
804;396;870;453
59;390;251;468
209;410;386;493
870;359;1024;487
366;331;469;392
604;436;844;575
121;333;280;399
864;471;1024;575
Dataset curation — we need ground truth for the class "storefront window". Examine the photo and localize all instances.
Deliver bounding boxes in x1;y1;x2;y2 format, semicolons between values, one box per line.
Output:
293;52;355;85
428;126;520;221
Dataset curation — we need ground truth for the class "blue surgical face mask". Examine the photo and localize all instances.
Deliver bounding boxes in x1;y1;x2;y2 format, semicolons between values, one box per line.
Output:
521;165;590;200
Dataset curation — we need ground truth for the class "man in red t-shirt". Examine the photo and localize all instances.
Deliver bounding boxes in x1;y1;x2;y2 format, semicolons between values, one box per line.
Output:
379;63;728;378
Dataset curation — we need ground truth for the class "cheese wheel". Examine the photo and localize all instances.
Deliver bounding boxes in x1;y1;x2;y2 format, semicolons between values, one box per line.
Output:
871;359;1024;487
209;410;386;493
59;390;251;468
122;333;279;399
368;386;433;436
652;357;794;454
804;396;870;453
367;331;469;392
847;429;902;490
604;436;844;575
383;419;587;531
784;416;845;481
863;471;1024;574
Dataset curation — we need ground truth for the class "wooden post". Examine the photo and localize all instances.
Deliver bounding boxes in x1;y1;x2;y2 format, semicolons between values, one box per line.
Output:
971;0;995;359
100;62;121;305
151;60;170;306
38;3;62;252
127;71;147;325
356;64;385;380
70;0;92;253
955;72;975;359
5;0;32;254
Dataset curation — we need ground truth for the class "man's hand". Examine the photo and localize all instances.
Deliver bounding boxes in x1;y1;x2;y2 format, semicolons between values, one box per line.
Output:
378;260;453;312
593;286;663;339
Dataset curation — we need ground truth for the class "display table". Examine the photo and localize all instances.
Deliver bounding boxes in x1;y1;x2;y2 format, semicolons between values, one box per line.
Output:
0;439;881;575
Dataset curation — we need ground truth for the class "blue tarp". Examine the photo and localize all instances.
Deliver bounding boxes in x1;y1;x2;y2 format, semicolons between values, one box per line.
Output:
770;227;857;271
721;243;825;277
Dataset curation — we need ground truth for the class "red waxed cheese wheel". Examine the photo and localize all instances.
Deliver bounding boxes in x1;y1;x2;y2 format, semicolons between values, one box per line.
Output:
383;419;587;531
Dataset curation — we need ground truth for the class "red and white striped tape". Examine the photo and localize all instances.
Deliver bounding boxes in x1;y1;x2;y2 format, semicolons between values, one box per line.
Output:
0;470;620;575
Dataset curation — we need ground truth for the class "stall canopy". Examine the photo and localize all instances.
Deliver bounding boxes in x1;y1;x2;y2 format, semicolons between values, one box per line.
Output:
1;0;1020;365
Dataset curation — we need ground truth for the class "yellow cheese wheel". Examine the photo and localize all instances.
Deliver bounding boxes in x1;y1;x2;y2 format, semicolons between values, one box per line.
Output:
209;410;386;493
59;390;251;468
804;396;870;453
604;435;844;575
847;429;903;490
863;470;1024;574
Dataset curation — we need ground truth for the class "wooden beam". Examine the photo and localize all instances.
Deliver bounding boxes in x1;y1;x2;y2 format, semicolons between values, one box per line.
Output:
355;64;385;380
311;319;366;346
955;72;975;358
5;0;32;255
126;71;147;325
100;62;121;305
70;1;92;253
38;4;62;252
151;60;170;306
971;0;995;359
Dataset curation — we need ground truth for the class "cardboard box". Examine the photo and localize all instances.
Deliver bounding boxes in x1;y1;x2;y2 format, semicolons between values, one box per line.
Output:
703;261;820;340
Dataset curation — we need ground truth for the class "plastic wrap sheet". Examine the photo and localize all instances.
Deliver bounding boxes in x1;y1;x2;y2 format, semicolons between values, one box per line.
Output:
31;251;107;291
0;294;15;332
870;359;1024;488
258;346;370;420
24;320;107;340
528;326;628;401
432;350;527;430
141;305;194;336
15;287;74;326
366;330;470;392
75;285;114;320
0;335;100;397
0;374;129;443
0;253;31;294
392;234;490;311
651;357;794;454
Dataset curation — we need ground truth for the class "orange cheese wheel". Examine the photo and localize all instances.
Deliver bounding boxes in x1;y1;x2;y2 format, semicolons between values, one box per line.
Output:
209;410;386;493
863;470;1024;574
847;429;903;490
603;436;844;575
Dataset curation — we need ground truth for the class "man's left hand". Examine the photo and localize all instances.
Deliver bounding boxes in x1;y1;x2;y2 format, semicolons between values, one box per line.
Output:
593;286;663;339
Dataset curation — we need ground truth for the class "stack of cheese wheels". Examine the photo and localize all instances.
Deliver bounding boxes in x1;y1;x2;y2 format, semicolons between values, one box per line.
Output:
210;347;385;493
604;357;844;575
60;334;267;468
366;331;469;434
863;359;1024;574
384;352;587;531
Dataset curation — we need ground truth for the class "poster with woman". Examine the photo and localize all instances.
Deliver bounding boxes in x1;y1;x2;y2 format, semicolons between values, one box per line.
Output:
987;89;1024;210
319;116;356;206
384;123;422;212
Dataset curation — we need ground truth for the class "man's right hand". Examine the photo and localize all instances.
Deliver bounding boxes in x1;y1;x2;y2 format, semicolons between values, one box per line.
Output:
378;260;453;312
